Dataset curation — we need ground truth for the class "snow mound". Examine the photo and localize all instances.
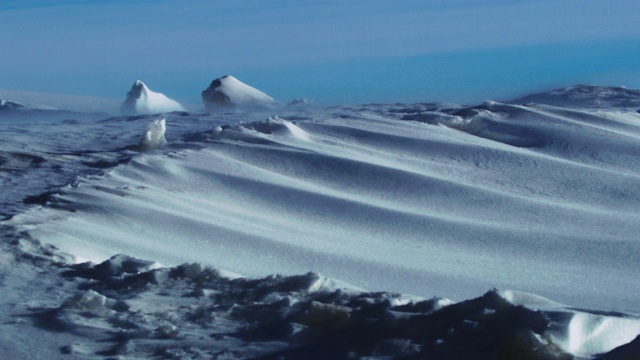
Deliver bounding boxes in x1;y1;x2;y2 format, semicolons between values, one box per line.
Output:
120;80;186;115
201;75;276;108
237;116;310;141
557;312;640;358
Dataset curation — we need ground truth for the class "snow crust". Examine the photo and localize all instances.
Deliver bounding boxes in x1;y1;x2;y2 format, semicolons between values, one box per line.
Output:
201;75;277;108
120;80;186;115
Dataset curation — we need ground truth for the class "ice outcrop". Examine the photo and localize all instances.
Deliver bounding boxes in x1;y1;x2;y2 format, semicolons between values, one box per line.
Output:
138;118;167;150
201;75;276;108
120;80;185;115
0;99;57;111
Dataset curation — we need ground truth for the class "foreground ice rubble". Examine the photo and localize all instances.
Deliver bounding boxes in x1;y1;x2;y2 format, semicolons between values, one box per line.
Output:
6;247;637;359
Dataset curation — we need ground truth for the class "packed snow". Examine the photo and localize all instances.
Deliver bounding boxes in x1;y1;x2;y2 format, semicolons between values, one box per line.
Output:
1;84;640;359
120;80;186;115
202;75;277;108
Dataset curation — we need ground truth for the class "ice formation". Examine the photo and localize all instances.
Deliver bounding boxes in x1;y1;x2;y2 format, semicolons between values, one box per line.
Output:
201;75;276;108
120;80;185;115
138;118;167;150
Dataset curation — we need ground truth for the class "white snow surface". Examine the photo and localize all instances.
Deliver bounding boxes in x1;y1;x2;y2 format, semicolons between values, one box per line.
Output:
202;75;277;107
120;80;186;115
2;85;640;358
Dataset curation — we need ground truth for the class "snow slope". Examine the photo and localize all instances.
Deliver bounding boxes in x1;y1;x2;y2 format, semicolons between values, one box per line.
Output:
202;75;277;108
120;80;186;115
2;85;640;358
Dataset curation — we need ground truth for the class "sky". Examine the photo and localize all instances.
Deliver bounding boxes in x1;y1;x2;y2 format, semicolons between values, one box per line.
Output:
1;0;640;105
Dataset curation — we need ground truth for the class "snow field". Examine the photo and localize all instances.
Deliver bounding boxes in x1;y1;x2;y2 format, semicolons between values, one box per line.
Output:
4;85;640;358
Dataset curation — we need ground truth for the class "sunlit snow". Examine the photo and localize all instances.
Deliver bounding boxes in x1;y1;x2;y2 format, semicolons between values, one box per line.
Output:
1;83;640;359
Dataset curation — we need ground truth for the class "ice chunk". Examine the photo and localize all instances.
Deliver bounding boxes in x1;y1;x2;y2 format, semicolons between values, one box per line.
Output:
60;290;120;318
138;118;167;150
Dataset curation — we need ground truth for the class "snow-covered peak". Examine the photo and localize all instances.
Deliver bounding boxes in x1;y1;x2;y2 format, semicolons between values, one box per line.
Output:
120;80;186;115
201;75;277;108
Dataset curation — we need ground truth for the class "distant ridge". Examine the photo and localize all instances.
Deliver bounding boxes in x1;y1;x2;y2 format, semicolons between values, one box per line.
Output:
0;99;57;111
201;75;276;108
509;84;640;109
0;98;103;120
0;88;120;114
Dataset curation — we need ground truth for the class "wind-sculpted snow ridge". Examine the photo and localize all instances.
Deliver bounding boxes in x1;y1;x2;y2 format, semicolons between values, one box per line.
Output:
120;80;186;115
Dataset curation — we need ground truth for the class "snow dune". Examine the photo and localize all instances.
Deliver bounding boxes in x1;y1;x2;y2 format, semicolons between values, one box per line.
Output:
12;102;640;313
6;87;640;357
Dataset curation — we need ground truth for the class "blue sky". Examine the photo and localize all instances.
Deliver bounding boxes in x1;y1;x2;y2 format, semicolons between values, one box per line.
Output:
1;0;639;105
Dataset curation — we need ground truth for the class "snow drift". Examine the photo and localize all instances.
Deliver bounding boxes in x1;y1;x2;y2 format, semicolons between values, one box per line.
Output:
0;99;57;111
201;75;277;108
2;84;640;359
120;80;186;115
